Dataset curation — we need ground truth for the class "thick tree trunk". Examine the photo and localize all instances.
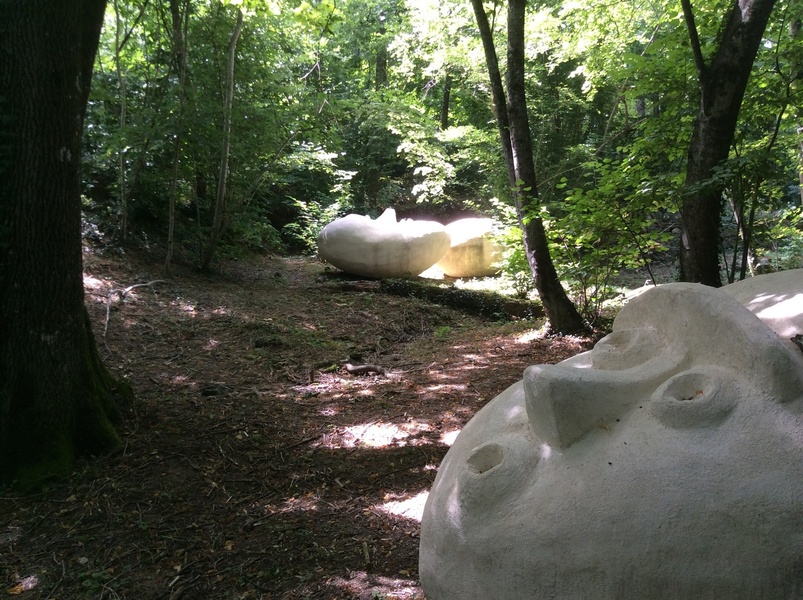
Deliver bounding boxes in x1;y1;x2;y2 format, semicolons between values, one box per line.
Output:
0;0;130;489
679;0;776;286
471;0;587;334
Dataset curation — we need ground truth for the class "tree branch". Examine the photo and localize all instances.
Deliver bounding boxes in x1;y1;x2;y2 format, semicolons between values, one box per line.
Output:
117;0;151;54
681;0;707;77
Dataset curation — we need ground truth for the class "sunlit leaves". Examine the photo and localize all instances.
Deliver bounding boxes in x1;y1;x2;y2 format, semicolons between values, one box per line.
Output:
293;0;341;34
82;0;803;276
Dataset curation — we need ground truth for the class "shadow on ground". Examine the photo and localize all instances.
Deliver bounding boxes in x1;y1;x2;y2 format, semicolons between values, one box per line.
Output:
1;250;591;599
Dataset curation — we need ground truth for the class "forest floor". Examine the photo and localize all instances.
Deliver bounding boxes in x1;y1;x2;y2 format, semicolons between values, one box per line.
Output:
1;246;597;599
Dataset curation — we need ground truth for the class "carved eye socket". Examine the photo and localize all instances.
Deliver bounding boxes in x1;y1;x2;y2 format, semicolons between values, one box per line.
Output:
466;443;504;475
649;368;737;429
592;327;662;371
456;436;547;511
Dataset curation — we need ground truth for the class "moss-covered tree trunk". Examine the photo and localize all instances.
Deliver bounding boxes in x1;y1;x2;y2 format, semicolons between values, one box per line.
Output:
0;0;130;490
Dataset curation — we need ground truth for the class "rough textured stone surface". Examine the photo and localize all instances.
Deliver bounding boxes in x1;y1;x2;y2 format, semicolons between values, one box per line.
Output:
436;218;503;278
723;268;803;344
420;281;803;600
317;208;450;278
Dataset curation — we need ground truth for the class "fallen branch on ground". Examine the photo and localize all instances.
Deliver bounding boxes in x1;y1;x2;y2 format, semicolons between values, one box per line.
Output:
344;363;388;376
104;280;165;338
323;275;544;321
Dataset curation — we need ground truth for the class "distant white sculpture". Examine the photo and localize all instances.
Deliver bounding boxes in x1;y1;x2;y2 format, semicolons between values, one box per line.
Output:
420;280;803;600
436;217;503;278
317;208;451;278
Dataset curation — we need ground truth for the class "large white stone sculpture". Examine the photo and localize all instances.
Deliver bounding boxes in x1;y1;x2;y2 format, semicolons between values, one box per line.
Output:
420;281;803;600
317;208;451;278
723;268;803;344
436;217;503;278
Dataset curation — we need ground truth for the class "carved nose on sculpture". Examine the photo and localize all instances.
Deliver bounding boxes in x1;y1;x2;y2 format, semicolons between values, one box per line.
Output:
524;350;685;449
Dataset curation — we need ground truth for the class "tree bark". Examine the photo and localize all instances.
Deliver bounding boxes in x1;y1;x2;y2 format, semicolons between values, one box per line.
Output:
202;8;244;271
113;0;129;240
165;0;191;274
440;73;452;130
471;0;587;334
790;18;803;204
0;0;130;489
679;0;777;286
375;13;388;90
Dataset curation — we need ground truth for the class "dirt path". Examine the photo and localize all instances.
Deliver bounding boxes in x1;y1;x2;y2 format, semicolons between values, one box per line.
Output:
1;250;591;599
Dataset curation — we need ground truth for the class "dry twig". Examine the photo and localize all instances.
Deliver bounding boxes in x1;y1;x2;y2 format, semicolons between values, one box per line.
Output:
103;279;165;338
344;363;388;376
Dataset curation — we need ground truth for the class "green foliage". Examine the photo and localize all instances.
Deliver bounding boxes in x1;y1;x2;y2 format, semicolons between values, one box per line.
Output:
282;198;350;254
226;214;285;255
495;229;537;299
484;198;535;298
761;207;803;270
79;0;802;294
548;149;677;319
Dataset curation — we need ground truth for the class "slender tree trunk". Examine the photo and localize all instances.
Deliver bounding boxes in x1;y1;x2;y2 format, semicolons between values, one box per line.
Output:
727;187;745;283
202;8;244;271
740;202;756;280
166;138;180;272
375;13;388;90
165;0;190;274
679;0;776;285
790;18;803;204
471;0;587;334
440;73;452;130
0;0;131;490
114;0;129;240
797;128;803;204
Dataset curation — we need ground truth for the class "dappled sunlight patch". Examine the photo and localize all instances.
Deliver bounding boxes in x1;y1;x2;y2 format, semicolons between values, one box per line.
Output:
82;273;107;291
515;328;544;344
177;301;198;315
450;361;491;372
425;370;458;382
440;429;461;446
253;492;322;516
377;490;429;522
292;372;405;399
328;571;423;599
456;352;488;362
279;492;319;513
426;365;488;382
316;420;434;449
751;292;803;334
345;422;419;447
423;383;467;393
67;251;595;598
